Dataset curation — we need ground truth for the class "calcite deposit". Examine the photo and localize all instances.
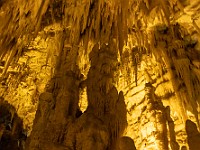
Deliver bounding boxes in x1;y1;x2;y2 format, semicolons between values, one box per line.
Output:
0;0;200;150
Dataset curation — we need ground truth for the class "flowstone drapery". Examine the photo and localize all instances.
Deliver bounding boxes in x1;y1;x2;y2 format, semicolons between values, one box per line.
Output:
0;0;200;149
26;40;128;150
86;41;127;149
26;31;84;149
64;41;128;150
139;83;168;150
152;24;200;125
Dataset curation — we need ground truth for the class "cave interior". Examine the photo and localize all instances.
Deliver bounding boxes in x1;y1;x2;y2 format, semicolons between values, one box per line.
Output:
0;0;200;150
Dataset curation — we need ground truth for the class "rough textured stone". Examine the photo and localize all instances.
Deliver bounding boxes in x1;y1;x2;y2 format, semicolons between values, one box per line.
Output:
186;120;200;150
0;1;200;150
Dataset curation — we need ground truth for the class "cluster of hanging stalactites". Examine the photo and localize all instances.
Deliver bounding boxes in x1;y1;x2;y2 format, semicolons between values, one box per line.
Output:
0;0;194;75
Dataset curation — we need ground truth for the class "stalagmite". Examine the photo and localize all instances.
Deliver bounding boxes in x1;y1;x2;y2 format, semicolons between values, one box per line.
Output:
0;0;200;150
139;83;168;150
186;120;200;150
86;41;127;149
26;92;55;149
119;136;136;150
0;100;24;150
165;106;180;150
62;42;127;150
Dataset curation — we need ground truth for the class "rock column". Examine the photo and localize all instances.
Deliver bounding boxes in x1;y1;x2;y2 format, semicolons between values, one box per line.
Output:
139;83;168;150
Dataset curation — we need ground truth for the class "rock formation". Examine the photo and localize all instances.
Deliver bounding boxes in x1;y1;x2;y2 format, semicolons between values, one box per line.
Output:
119;136;136;150
186;120;200;150
0;98;25;150
0;0;200;150
139;83;168;150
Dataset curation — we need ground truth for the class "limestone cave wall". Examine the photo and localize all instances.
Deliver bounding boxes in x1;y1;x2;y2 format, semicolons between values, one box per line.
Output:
0;0;200;150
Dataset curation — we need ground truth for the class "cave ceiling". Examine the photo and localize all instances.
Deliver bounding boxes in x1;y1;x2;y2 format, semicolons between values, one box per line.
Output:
0;0;200;150
0;0;199;68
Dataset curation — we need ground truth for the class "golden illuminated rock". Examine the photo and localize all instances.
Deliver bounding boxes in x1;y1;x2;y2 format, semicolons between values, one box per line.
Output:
0;0;200;150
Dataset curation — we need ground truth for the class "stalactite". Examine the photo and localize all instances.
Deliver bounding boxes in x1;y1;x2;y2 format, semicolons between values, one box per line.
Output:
0;0;193;72
0;1;200;150
131;46;143;86
121;49;133;85
151;24;200;123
